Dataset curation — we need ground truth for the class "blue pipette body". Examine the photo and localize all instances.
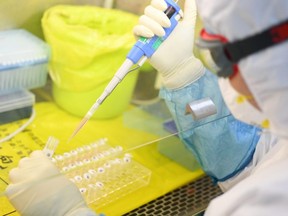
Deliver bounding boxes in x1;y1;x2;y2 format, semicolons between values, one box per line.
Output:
127;0;182;64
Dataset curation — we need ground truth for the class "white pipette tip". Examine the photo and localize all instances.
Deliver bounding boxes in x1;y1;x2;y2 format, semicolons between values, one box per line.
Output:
67;59;134;144
67;102;100;143
67;116;90;143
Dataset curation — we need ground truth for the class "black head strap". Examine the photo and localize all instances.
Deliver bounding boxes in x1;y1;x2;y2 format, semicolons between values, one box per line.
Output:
225;19;288;63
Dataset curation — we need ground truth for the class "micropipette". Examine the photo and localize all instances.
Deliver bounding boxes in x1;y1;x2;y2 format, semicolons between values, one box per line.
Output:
68;0;183;142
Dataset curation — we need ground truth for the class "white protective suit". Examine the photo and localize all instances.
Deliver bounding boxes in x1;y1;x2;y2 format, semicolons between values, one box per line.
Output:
196;0;288;215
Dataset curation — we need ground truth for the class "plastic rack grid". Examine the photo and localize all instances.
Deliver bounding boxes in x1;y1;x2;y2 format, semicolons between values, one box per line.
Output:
51;138;152;207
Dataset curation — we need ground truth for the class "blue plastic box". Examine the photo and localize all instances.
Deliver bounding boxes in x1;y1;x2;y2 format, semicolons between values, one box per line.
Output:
0;29;50;90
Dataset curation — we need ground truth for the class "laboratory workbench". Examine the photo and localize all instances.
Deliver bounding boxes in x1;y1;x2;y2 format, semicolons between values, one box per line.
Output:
0;81;222;216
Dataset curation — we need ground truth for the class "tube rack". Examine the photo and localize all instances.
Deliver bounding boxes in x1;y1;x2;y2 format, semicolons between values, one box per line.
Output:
51;138;151;207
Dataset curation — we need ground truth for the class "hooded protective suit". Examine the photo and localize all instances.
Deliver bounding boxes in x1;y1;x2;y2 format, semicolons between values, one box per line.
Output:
196;0;288;215
196;0;288;140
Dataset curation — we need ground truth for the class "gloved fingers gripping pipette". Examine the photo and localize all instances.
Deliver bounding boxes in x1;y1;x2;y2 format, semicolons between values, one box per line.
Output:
68;0;183;142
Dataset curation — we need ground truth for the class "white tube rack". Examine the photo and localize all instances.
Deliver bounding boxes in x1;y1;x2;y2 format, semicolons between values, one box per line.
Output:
51;138;151;207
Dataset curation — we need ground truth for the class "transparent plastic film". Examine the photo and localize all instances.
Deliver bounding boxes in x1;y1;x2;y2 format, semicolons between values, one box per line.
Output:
0;113;225;197
1;100;225;215
0;121;206;210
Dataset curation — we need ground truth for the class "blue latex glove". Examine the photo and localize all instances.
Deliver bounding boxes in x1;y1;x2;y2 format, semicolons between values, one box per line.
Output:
160;70;261;182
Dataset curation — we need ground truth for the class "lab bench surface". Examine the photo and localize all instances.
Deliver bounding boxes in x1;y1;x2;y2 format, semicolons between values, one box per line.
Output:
0;83;222;216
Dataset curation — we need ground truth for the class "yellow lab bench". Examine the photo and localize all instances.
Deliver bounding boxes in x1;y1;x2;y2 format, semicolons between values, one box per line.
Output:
0;99;205;216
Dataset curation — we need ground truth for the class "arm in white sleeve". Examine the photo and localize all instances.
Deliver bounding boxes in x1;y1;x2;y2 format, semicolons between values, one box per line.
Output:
205;138;288;216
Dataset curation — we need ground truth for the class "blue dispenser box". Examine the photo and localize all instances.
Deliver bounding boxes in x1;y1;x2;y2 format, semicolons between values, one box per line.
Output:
0;29;50;90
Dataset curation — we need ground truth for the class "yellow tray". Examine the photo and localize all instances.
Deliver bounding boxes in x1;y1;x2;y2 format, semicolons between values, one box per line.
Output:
0;102;204;216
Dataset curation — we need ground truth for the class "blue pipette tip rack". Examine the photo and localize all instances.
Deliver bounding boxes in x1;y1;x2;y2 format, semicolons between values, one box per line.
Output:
0;29;50;90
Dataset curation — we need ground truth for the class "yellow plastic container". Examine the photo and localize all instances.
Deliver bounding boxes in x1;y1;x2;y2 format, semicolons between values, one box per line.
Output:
42;5;139;119
52;70;138;119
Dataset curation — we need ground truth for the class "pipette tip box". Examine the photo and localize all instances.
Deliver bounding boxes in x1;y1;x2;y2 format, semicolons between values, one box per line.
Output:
0;29;50;90
0;89;35;125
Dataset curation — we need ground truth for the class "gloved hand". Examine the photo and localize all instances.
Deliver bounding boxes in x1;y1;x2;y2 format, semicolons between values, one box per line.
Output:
5;150;97;216
133;0;204;89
